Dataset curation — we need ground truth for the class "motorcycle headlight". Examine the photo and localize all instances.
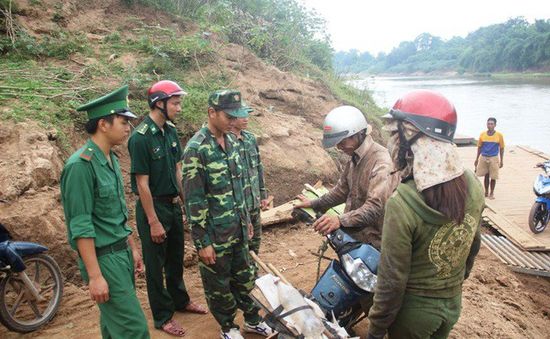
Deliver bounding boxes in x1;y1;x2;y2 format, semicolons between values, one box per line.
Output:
341;253;377;292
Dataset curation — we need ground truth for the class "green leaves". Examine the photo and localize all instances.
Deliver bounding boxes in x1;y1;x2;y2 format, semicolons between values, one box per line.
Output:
335;17;550;74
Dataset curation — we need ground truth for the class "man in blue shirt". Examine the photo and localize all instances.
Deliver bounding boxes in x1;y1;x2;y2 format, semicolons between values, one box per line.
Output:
474;117;505;199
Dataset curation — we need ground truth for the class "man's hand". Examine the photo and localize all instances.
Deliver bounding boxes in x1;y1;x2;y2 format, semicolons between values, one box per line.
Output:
132;249;144;278
248;223;254;240
500;160;504;168
294;194;312;209
198;245;216;265
89;275;110;304
150;220;166;243
474;159;478;168
260;199;270;211
312;215;341;236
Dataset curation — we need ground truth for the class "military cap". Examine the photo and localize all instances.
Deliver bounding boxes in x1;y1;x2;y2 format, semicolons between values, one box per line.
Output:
77;85;137;120
208;89;250;118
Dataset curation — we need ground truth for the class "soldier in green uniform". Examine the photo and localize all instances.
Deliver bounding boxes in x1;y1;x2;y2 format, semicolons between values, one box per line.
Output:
182;90;272;339
60;85;150;339
228;109;269;256
128;80;207;337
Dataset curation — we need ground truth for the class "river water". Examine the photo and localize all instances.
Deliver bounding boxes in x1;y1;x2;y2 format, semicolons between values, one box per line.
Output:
350;76;550;154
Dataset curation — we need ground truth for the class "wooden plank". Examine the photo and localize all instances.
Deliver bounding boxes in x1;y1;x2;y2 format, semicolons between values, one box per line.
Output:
483;209;546;251
516;145;550;160
261;201;296;226
457;146;550;251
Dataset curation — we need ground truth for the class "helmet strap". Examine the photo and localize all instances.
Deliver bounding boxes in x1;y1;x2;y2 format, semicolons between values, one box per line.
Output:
157;99;171;121
396;121;422;171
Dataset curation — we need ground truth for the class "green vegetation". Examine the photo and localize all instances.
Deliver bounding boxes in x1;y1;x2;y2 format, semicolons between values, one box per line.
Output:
0;0;380;141
335;17;550;74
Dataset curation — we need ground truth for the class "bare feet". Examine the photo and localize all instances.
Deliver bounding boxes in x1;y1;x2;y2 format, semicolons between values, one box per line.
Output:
488;194;495;200
161;319;186;337
182;300;208;314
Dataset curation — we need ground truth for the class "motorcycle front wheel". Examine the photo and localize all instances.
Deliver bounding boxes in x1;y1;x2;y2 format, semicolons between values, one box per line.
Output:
528;202;549;234
0;253;63;333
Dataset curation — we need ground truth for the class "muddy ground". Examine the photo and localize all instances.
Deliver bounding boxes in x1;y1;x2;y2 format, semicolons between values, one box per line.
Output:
1;221;549;339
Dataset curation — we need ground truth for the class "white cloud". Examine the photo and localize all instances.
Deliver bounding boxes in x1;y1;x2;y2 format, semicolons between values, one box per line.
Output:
301;0;550;54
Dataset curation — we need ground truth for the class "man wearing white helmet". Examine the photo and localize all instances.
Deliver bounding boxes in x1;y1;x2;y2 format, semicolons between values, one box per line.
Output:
296;105;397;249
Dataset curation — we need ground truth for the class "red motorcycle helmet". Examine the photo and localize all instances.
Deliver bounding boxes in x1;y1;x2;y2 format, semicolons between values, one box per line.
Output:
384;90;457;143
147;80;187;109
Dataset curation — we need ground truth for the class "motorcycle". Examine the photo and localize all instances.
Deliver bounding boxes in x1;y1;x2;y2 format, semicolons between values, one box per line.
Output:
292;209;380;334
529;160;550;233
0;223;63;333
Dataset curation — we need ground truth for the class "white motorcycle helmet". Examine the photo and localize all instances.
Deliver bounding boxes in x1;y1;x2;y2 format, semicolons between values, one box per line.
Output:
322;106;369;148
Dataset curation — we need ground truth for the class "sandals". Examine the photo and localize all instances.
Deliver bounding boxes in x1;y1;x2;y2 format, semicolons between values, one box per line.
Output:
182;300;208;314
161;319;186;337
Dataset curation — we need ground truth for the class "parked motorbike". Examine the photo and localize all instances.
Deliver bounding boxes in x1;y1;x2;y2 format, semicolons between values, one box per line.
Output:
292;209;380;333
529;160;550;234
0;223;63;333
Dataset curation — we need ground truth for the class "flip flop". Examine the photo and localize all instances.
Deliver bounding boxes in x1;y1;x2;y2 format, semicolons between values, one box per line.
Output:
161;319;186;337
182;300;208;314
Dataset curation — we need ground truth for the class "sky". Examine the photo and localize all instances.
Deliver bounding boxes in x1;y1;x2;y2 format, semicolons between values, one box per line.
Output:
300;0;550;55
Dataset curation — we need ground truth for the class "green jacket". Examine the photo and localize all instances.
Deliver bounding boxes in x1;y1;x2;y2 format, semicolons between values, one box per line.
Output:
60;139;131;250
182;127;249;249
234;130;267;212
128;116;182;196
368;170;484;337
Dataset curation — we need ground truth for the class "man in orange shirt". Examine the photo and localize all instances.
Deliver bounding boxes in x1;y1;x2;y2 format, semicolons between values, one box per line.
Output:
474;117;505;199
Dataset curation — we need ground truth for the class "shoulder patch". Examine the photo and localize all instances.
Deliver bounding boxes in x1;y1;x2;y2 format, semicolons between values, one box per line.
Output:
185;130;207;150
79;147;94;162
136;122;149;135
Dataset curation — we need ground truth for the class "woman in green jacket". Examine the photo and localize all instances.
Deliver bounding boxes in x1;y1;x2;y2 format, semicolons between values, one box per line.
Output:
367;90;485;339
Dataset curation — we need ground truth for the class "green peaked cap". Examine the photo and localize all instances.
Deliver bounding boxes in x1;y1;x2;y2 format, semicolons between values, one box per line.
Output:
208;89;251;118
77;85;136;120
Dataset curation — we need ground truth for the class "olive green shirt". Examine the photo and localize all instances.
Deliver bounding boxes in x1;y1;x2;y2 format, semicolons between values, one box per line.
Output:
234;130;267;212
128;116;183;196
368;170;484;338
60;139;131;250
182;127;249;249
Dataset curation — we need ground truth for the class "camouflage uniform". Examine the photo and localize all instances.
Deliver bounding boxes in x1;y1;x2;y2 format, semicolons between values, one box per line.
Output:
182;126;261;332
233;130;267;254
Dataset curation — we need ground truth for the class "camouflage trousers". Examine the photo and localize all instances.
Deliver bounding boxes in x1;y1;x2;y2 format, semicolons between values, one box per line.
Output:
249;209;262;254
198;237;261;331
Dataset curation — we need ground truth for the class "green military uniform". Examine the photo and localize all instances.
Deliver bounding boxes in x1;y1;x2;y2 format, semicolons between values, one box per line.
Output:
128;116;190;329
60;86;149;339
234;129;267;254
182;90;261;332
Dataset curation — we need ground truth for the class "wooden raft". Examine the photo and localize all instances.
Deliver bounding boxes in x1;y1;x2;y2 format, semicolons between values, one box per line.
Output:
457;145;550;251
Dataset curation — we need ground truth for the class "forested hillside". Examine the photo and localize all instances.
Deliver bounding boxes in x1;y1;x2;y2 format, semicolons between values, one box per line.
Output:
334;17;550;74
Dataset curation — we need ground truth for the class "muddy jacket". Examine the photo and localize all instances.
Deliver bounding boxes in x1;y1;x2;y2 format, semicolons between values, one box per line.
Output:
182;127;249;250
234;130;267;212
310;135;397;249
367;169;484;338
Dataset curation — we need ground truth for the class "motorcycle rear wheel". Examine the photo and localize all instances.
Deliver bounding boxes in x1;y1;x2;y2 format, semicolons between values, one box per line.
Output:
0;253;63;333
528;202;549;234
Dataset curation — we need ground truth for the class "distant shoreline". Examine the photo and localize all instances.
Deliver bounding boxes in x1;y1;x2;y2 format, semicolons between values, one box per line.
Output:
341;72;550;80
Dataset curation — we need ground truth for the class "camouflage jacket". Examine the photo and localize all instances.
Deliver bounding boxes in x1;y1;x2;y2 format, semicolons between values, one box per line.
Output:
182;126;249;249
234;130;267;212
